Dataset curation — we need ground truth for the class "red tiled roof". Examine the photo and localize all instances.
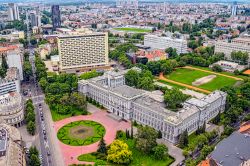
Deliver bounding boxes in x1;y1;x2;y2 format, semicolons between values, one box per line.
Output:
198;158;218;166
0;45;18;52
239;121;250;135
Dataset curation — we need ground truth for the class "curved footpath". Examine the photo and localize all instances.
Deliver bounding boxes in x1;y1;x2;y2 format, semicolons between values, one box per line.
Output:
54;109;130;166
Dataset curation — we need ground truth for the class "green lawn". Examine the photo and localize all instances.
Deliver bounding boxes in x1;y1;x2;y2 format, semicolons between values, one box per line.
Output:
165;68;238;91
78;153;101;162
125;139;174;166
157;80;185;89
77;139;174;166
113;27;152;33
50;106;87;121
189;65;248;79
57;120;106;146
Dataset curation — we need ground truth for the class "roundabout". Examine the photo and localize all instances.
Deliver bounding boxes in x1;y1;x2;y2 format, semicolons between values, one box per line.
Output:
57;120;106;146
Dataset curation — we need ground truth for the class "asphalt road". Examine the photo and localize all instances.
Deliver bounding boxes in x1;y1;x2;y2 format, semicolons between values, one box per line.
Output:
28;48;64;166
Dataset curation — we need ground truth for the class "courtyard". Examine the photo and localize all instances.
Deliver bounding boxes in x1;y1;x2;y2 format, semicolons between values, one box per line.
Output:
54;109;130;165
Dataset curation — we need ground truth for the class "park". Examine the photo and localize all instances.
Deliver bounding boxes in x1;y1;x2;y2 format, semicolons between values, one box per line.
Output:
57;120;106;146
160;66;242;92
113;27;152;33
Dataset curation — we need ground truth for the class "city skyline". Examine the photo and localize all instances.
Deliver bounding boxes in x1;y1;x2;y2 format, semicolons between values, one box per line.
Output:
0;0;250;4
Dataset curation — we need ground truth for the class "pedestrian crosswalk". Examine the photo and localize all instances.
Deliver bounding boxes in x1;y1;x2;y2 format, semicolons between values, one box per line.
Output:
32;95;45;105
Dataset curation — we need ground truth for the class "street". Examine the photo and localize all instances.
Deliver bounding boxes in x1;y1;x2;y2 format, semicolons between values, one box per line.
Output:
27;47;64;166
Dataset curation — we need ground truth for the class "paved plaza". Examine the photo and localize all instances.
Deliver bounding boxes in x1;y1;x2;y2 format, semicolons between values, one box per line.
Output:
54;110;130;165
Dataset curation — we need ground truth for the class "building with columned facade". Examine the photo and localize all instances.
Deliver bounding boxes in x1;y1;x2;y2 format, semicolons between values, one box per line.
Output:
0;92;24;127
78;69;227;144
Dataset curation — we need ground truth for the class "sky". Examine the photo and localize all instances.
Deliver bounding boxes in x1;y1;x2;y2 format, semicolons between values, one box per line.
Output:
0;0;249;4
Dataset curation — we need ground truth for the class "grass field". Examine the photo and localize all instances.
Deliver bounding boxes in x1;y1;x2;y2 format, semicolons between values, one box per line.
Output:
49;105;87;121
113;27;152;33
78;153;103;162
165;68;238;91
189;65;248;79
57;120;106;146
77;139;174;166
125;139;175;166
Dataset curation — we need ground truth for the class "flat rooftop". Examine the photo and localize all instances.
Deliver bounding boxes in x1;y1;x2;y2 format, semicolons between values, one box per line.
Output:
111;85;145;99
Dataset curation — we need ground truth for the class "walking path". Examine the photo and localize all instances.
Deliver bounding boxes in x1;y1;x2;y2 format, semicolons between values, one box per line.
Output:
157;139;185;166
54;111;130;166
158;73;211;94
183;66;243;81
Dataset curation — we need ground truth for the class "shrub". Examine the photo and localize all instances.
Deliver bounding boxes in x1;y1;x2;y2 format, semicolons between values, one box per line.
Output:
116;130;126;139
212;64;222;72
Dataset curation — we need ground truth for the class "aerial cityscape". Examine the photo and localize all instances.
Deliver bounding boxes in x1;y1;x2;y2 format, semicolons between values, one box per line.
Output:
0;0;250;166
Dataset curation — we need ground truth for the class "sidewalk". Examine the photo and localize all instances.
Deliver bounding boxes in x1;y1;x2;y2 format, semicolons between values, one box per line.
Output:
157;139;185;166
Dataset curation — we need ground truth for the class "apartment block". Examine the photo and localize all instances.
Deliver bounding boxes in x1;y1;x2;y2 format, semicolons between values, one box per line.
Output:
144;34;188;54
0;68;21;96
214;37;250;64
57;32;109;72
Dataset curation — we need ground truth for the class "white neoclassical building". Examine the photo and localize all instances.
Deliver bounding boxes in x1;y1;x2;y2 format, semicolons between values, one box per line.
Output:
0;92;24;127
78;69;227;144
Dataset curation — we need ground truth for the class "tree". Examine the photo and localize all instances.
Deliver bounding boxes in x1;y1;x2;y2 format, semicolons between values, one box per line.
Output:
29;146;39;156
231;51;249;65
29;154;41;166
107;140;132;164
146;61;161;75
97;137;107;154
212;64;222;72
200;145;214;160
240;82;250;99
164;88;189;109
178;129;188;148
152;144;168;160
136;126;158;154
165;47;178;58
125;69;139;87
27;121;36;135
26;111;35;122
158;130;162;139
19;38;28;48
137;76;154;91
0;38;7;43
161;61;174;75
131;123;134;139
196;134;208;149
39;77;48;91
1;55;8;74
23;61;32;81
188;40;199;49
30;37;37;45
212;111;221;124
